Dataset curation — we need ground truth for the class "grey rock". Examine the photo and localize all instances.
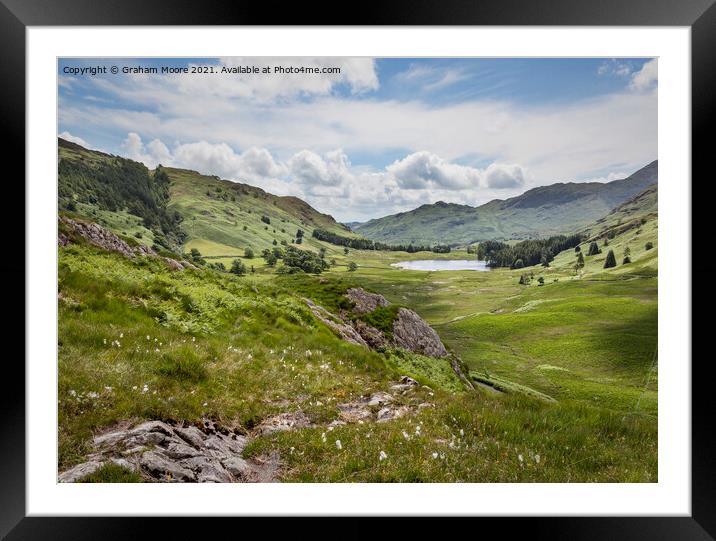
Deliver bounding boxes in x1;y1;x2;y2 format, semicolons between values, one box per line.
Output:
345;287;390;314
174;426;206;449
392;308;448;357
304;298;369;348
140;451;196;482
58;460;104;483
59;419;278;484
222;457;253;479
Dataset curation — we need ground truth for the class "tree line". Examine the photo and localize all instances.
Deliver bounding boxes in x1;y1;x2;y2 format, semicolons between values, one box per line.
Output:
311;228;450;254
477;234;582;269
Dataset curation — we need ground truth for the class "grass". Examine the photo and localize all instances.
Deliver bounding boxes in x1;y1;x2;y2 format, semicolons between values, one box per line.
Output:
78;463;144;483
58;212;658;481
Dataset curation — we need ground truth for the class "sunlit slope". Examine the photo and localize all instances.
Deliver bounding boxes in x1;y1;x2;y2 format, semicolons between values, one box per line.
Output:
166;167;356;256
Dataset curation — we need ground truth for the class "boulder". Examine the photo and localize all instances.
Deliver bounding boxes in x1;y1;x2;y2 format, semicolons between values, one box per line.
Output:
392;308;448;357
345;287;390;314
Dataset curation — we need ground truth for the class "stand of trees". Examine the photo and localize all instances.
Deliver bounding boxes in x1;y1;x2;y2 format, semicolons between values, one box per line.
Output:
477;234;582;269
58;157;185;249
279;246;329;274
312;228;450;254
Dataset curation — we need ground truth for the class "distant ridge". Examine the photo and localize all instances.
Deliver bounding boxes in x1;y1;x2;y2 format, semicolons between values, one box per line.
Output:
355;161;658;245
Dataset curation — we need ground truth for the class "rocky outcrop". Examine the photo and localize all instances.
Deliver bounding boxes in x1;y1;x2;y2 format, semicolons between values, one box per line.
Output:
59;217;155;258
306;288;449;358
58;419;278;483
392;307;448;357
304;298;369;348
59;217;194;271
345;287;390;314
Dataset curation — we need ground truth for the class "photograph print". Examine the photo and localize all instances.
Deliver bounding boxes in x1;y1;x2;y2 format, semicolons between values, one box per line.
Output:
57;57;658;483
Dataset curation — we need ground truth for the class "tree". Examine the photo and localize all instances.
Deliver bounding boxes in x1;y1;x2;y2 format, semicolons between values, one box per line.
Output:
513;258;525;269
645;241;654;250
575;245;581;253
604;250;617;268
319;247;327;260
574;251;585;274
296;228;304;239
587;241;601;256
623;256;631;265
244;247;254;259
344;247;349;255
251;265;255;273
537;276;545;285
296;237;303;245
330;258;337;266
230;259;247;275
348;261;358;272
272;239;278;246
261;215;271;225
603;238;609;247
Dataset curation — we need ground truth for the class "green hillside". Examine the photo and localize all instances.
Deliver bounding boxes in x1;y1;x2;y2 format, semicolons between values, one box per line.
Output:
166;167;355;260
355;161;658;245
58;138;357;263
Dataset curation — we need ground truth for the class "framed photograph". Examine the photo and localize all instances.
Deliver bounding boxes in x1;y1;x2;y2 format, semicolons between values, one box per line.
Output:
4;0;713;537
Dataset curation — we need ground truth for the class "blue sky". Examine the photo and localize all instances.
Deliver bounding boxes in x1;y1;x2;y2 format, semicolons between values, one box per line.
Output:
58;57;657;222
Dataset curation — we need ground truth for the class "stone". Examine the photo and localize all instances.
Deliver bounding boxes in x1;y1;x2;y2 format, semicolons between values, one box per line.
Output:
304;298;369;348
367;392;394;406
345;288;390;314
140;451;196;482
174;426;206;449
59;419;278;484
222;457;253;480
58;460;104;483
392;308;448;357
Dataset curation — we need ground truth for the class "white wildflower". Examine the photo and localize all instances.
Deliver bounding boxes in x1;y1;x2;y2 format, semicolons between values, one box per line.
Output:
335;440;342;450
69;389;76;397
518;454;524;463
402;431;411;441
535;454;541;464
432;452;439;459
146;335;150;340
379;451;387;461
119;333;124;338
321;432;327;443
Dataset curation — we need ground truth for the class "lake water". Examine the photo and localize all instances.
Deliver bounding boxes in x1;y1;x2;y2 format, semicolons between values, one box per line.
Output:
391;259;492;272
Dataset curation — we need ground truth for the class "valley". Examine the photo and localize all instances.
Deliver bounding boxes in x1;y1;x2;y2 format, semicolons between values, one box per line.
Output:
57;138;658;483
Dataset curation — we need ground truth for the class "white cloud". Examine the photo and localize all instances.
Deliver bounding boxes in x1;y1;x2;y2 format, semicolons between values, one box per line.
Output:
289;149;352;187
484;163;526;189
58;131;89;147
629;59;658;92
597;59;632;77
386;151;482;189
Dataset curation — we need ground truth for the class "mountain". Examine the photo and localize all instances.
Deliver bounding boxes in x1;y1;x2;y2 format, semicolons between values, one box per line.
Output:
355;161;658;245
58;138;354;257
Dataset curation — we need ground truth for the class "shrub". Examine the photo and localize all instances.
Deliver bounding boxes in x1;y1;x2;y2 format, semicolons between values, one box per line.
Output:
261;215;271;225
348;261;358;272
645;241;654;250
230;259;247;275
244;247;254;259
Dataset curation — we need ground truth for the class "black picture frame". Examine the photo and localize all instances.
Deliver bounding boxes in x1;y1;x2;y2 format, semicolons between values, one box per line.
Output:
2;0;712;538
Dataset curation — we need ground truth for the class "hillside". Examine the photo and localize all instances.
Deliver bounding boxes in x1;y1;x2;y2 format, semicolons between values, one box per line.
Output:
355;161;658;245
166;167;355;259
58;138;356;260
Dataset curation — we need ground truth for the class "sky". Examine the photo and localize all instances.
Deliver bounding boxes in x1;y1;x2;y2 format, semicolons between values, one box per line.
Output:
58;57;657;222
